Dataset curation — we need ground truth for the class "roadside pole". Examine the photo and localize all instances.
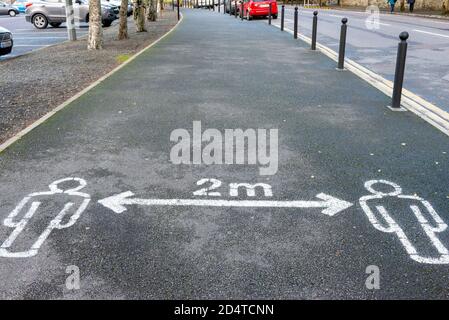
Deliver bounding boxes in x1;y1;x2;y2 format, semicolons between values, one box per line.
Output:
65;0;77;41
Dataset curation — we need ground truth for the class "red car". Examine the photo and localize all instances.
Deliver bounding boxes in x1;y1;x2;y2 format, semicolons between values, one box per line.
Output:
242;0;278;20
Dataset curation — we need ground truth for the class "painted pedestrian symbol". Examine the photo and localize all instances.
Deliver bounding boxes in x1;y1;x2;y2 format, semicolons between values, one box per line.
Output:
1;177;448;265
0;178;90;258
360;180;449;264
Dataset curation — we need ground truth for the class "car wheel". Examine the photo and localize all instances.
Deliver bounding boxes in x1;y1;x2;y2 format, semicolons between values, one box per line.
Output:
9;10;17;17
272;14;277;19
33;14;48;29
246;10;252;20
50;22;62;28
102;21;112;27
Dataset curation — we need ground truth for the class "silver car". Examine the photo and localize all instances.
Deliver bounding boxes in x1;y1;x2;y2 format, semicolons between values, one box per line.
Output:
25;0;117;29
0;1;20;16
0;26;13;56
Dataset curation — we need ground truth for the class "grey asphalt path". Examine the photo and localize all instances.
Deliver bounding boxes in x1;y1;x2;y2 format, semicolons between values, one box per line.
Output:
268;6;449;114
0;15;89;60
1;8;449;299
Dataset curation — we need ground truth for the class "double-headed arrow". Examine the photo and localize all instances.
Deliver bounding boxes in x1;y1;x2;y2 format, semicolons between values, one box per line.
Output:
98;191;353;216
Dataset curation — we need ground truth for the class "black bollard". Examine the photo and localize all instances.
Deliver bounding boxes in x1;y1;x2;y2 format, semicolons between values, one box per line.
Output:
337;18;348;70
293;6;298;39
281;5;284;31
241;1;243;19
235;0;237;18
218;0;220;12
213;0;215;11
311;11;318;50
268;2;272;25
172;0;174;10
177;0;180;20
391;32;409;109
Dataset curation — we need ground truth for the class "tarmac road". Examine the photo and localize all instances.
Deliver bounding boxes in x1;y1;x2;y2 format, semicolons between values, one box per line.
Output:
268;6;449;114
0;9;449;299
0;15;88;60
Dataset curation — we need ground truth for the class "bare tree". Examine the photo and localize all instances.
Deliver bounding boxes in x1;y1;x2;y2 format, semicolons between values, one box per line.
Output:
118;0;129;39
133;0;147;31
87;0;103;49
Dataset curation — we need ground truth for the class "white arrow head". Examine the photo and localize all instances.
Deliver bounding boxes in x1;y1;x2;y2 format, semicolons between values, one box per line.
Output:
98;191;135;214
315;193;353;216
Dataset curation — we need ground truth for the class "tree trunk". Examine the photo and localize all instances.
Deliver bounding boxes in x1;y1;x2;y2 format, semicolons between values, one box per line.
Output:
400;0;405;12
133;0;147;31
444;0;449;14
146;0;157;21
87;0;103;50
118;0;129;39
160;0;164;10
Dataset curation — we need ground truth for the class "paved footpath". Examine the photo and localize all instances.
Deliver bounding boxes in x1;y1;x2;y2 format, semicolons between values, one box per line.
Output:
1;9;449;299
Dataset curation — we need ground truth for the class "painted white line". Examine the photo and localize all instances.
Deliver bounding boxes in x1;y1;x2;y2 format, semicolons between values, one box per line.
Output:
13;32;88;34
413;29;449;38
13;45;51;47
98;191;353;216
0;14;183;154
272;22;449;137
329;14;344;18
14;36;68;39
377;22;391;26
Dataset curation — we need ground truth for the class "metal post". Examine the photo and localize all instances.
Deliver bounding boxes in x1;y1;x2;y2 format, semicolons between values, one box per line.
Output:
311;11;318;50
391;32;409;109
177;0;180;20
235;0;237;18
293;6;298;39
268;2;272;24
218;0;220;12
172;0;174;10
281;4;284;31
213;0;215;11
64;0;76;41
241;1;243;20
337;18;348;70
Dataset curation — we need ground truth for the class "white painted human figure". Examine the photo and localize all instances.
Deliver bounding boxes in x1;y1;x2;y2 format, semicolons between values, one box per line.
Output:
0;177;90;258
360;180;449;264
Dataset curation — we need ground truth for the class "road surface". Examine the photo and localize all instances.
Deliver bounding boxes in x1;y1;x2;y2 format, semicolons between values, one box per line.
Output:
268;6;449;114
0;9;449;299
0;15;89;60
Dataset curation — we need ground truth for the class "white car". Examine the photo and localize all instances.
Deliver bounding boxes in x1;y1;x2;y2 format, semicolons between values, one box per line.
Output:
104;0;132;16
194;0;212;8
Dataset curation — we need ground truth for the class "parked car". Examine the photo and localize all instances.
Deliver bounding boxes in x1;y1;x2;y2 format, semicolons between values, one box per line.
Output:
12;0;33;13
242;0;277;20
104;0;132;16
225;0;239;14
25;0;117;29
0;1;20;16
194;0;211;8
0;26;13;56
